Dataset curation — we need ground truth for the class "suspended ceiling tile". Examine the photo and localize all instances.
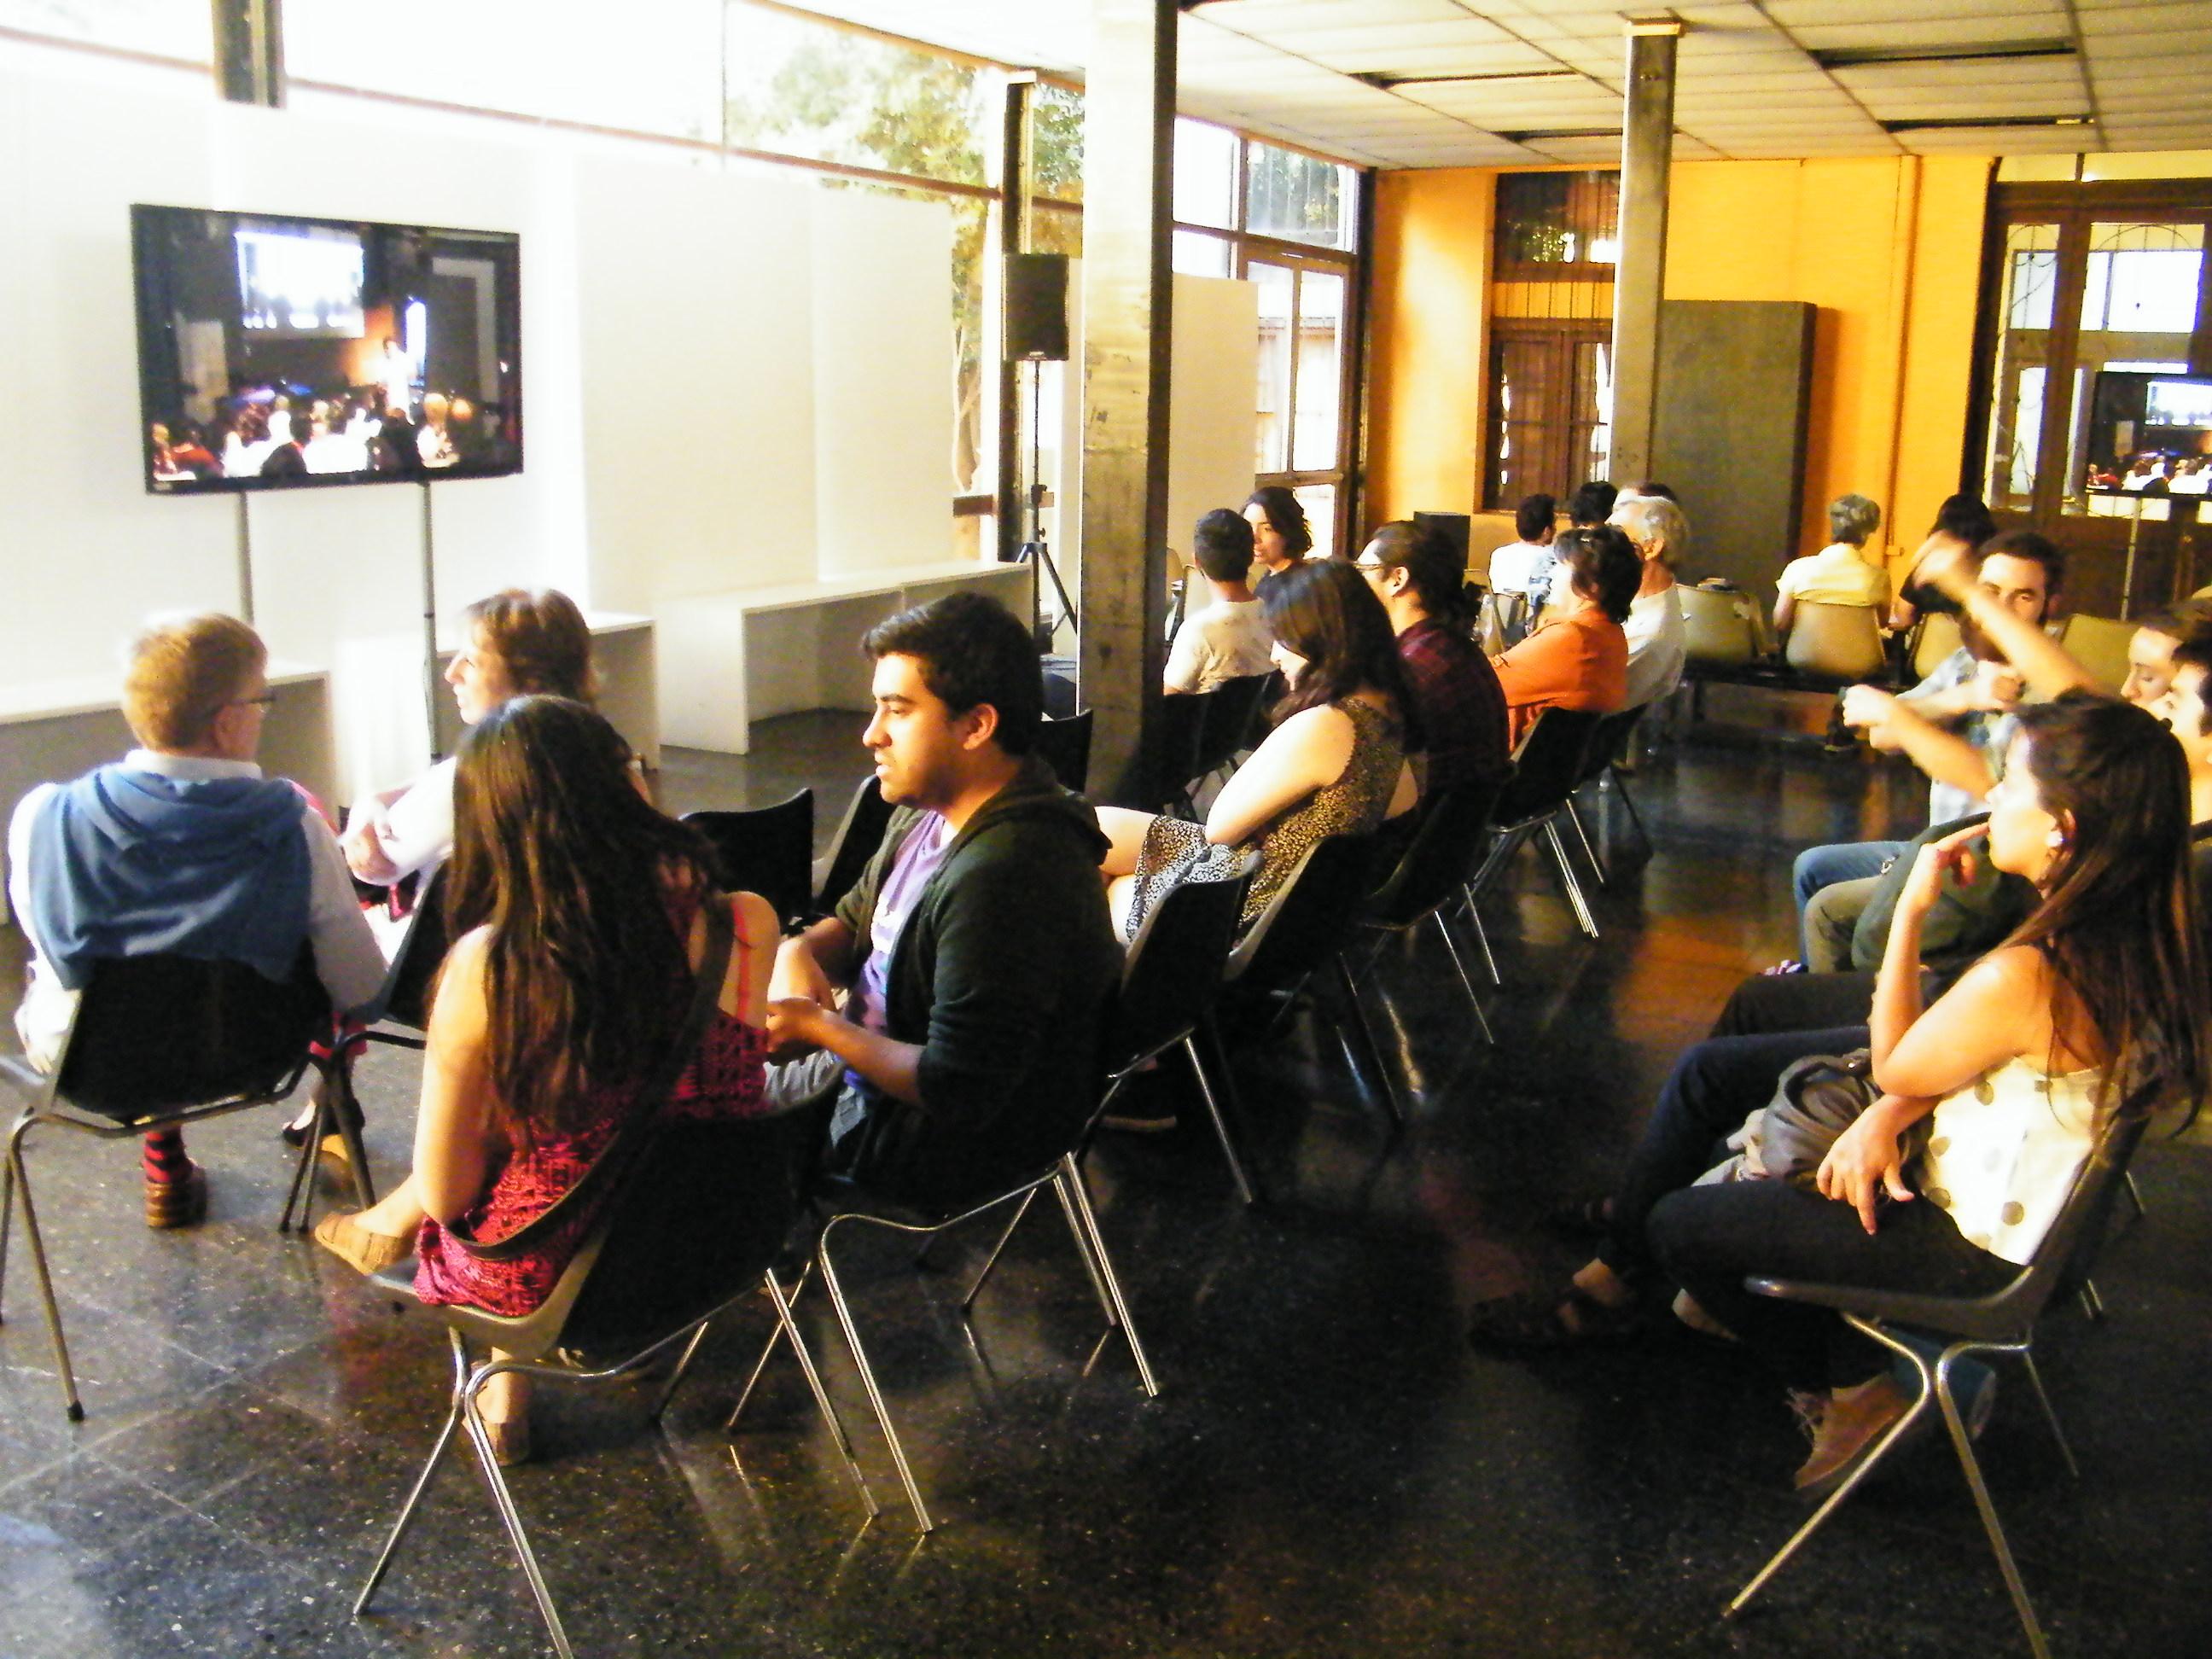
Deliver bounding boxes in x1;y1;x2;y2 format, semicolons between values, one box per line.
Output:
1830;55;2086;96
1307;38;1565;77
1788;18;2081;53
1894;125;2090;154
1766;0;2066;23
1187;0;1473;32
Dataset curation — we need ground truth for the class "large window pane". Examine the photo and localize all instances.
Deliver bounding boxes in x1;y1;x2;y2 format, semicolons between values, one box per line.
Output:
1244;140;1351;249
1174;118;1239;230
291;0;723;143
1033;83;1084;203
2064;221;2203;511
1251;263;1295;474
722;1;986;183
1494;172;1619;266
1293;484;1336;561
1171;229;1231;277
1981;222;2060;511
1292;270;1343;472
0;0;210;60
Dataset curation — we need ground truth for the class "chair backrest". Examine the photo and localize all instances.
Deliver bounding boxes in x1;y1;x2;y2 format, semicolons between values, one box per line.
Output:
1034;709;1094;793
1226;831;1382;992
377;865;451;1031
1112;850;1259;1066
684;789;815;928
1150;688;1213;807
556;1109;814;1364
1679;584;1759;667
56;952;329;1121
1912;610;1963;680
1365;778;1505;928
1493;706;1602;826
1572;703;1646;790
816;775;893;917
2059;612;2136;695
1784;600;1888;681
1196;672;1277;777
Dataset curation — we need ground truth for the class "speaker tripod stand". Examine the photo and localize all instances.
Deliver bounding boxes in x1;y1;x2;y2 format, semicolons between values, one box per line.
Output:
1017;357;1077;654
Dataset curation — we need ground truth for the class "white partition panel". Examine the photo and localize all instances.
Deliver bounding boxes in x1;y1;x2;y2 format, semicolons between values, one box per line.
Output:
812;192;956;576
1167;274;1262;569
572;159;818;611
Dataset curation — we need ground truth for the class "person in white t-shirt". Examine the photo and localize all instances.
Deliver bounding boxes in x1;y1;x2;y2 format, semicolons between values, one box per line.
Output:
342;589;597;923
1485;492;1558;613
1166;509;1276;695
1774;493;1889;644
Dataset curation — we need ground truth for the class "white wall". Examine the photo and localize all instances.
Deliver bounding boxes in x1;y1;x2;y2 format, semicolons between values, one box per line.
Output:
0;42;960;794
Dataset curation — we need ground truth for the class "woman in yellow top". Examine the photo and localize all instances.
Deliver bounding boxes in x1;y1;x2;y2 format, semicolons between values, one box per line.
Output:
1773;493;1888;645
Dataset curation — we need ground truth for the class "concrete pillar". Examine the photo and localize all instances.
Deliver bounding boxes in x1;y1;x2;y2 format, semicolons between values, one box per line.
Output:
1077;0;1176;805
211;0;285;108
1610;20;1679;486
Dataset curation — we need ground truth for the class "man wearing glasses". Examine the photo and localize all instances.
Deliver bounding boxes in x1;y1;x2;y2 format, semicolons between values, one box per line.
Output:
8;613;382;1226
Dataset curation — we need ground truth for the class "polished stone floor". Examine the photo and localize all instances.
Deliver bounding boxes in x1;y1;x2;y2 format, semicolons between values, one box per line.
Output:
3;713;2208;1657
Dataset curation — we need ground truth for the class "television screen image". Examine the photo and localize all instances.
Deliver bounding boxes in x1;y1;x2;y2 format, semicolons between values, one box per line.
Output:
131;204;522;494
2085;370;2212;497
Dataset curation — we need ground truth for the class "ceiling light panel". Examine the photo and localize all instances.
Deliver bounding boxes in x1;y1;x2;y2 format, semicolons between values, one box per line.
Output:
1766;0;2067;24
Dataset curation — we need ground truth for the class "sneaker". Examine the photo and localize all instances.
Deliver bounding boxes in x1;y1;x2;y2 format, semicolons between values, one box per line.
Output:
1889;1333;1998;1441
1793;1373;1912;1497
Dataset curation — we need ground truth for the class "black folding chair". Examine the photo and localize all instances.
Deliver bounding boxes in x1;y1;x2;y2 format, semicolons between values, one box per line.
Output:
684;789;816;930
1152;688;1215;818
816;775;894;917
1211;832;1395;1131
1463;707;1604;944
352;1109;870;1659
1563;704;1653;888
0;952;347;1419
1725;1115;2151;1659
1034;708;1095;793
1354;781;1506;1109
1191;672;1275;796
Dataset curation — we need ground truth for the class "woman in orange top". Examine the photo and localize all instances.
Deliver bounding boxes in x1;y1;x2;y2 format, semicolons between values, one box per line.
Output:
1492;525;1640;747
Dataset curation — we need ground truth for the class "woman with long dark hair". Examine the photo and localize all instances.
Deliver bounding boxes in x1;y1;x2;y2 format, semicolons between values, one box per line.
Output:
313;696;780;1464
1473;693;2207;1493
1097;558;1418;940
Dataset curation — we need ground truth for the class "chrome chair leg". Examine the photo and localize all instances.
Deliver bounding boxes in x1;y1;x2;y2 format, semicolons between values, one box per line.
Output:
2017;1350;2078;1479
1057;1155;1157;1398
647;1319;713;1423
962;1190;1039;1310
356;1329;470;1619
6;1118;82;1420
1464;903;1501;986
817;1220;934;1531
1187;1022;1259;1206
463;1356;574;1659
1431;911;1496;1045
2123;1170;2147;1221
1543;819;1601;940
1048;1178;1115;1321
0;1110;18;1312
1565;797;1610;889
1611;768;1652;857
761;1267;878;1517
1335;954;1403;1126
1936;1355;2052;1659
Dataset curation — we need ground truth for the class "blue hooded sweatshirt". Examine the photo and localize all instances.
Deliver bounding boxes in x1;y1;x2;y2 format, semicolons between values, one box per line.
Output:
25;763;312;992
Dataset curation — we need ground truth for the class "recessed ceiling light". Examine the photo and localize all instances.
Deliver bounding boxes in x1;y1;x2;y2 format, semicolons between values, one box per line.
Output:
1357;70;1581;91
1880;114;2090;134
1495;128;1621;143
1815;39;2075;70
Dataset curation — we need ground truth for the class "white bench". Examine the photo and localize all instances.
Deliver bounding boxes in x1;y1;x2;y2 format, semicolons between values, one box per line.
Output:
655;562;1034;753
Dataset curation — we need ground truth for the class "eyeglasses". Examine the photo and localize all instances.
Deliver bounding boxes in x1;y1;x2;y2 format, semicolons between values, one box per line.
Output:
230;691;277;708
1352;558;1386;573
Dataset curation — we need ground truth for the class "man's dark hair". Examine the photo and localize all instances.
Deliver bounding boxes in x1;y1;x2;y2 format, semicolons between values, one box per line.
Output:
1557;525;1641;623
863;592;1042;755
2170;634;2212;736
1192;508;1256;583
1568;480;1618;527
1631;480;1678;502
1515;492;1556;542
1365;521;1470;623
1979;526;2065;600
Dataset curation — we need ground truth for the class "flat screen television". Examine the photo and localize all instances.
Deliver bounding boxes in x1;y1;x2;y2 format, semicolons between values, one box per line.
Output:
2084;369;2212;496
130;204;522;493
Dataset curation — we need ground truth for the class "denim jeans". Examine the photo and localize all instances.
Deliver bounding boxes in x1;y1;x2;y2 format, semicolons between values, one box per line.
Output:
1790;840;1904;961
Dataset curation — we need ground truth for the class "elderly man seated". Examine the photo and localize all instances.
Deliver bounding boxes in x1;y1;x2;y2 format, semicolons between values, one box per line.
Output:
7;614;383;1226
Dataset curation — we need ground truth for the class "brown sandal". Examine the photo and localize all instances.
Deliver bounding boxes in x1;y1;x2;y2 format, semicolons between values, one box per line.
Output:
311;1211;414;1276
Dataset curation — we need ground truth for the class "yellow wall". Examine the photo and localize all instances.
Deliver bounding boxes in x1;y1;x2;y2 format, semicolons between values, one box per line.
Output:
1367;169;1493;527
1365;155;1993;581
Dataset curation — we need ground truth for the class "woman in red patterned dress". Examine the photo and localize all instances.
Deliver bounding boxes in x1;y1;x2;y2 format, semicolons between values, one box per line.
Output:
313;695;779;1464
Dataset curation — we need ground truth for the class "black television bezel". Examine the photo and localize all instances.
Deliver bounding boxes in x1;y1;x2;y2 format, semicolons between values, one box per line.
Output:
130;202;524;497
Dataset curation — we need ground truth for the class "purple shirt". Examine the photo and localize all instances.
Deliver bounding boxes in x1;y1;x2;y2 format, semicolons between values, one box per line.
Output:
1397;617;1510;797
853;811;954;1036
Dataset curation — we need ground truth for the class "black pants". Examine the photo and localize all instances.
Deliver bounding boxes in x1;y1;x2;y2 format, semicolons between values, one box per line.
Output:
1599;1027;2016;1388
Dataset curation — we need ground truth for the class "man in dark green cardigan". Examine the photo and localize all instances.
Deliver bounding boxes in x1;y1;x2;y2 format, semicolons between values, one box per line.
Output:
766;593;1121;1208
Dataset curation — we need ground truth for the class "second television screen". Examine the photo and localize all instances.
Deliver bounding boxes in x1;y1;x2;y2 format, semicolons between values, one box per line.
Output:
131;204;522;492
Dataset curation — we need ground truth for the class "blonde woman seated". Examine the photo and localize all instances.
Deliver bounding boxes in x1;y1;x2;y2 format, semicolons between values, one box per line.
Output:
342;588;596;895
312;696;780;1465
1774;494;1887;645
1098;559;1417;941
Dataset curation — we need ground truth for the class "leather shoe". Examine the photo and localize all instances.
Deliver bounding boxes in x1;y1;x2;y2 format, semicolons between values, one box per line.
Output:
144;1161;207;1230
1794;1374;1911;1498
312;1211;414;1276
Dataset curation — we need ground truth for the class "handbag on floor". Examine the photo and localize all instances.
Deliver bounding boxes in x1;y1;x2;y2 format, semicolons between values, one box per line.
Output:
1696;1048;1929;1190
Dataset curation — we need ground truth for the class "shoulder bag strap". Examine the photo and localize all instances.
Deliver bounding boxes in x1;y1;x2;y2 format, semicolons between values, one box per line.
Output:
451;893;736;1261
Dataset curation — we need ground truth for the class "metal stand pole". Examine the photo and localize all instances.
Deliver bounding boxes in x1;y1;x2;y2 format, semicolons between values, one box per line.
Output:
235;494;254;625
421;481;440;761
2122;492;2143;618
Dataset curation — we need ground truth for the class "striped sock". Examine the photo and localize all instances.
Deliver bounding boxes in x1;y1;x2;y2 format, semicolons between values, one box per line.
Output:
142;1129;190;1183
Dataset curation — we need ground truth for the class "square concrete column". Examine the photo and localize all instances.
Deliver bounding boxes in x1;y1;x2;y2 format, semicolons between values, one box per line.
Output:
1077;0;1176;804
1610;20;1679;486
